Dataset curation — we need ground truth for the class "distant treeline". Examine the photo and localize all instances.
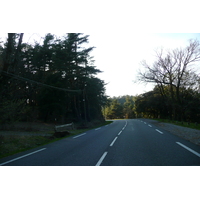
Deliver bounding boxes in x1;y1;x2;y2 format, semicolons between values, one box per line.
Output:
0;33;107;125
135;85;200;123
103;95;136;119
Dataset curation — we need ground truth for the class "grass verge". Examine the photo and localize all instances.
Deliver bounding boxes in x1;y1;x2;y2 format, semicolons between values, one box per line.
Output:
0;120;113;159
156;118;200;131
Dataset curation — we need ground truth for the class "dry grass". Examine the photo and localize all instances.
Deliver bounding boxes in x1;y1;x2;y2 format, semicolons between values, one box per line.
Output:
0;134;53;158
0;121;113;159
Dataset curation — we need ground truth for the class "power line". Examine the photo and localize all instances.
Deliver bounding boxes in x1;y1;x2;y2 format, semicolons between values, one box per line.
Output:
0;70;82;93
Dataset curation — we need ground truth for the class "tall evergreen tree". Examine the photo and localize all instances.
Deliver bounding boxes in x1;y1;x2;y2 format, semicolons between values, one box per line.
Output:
0;33;107;125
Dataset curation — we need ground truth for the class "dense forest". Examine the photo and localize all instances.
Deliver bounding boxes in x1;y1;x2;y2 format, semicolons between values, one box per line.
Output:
1;34;200;127
134;85;200;122
0;33;107;126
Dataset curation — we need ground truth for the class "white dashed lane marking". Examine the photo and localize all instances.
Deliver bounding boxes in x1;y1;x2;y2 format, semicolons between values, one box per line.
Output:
110;137;118;146
156;129;163;134
73;133;86;139
96;152;108;166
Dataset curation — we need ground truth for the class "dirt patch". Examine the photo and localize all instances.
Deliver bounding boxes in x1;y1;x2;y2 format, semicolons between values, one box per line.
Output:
53;131;70;138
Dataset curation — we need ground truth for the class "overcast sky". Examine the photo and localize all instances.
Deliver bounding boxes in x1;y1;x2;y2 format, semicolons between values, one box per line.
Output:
4;33;200;97
2;0;200;97
86;33;200;97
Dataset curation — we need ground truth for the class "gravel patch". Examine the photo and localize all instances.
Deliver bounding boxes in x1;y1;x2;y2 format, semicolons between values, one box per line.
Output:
145;119;200;146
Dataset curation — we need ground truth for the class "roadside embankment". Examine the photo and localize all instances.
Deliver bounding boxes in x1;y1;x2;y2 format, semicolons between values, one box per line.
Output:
144;119;200;146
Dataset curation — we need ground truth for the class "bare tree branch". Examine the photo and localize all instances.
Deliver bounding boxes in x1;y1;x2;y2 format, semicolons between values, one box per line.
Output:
137;39;200;120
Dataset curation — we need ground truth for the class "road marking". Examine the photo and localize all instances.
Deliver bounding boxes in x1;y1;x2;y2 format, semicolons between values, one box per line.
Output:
110;137;118;146
156;129;163;134
148;125;152;127
176;142;200;158
73;133;86;139
0;148;46;166
96;152;108;166
95;128;101;131
144;122;147;124
118;131;122;135
122;121;127;130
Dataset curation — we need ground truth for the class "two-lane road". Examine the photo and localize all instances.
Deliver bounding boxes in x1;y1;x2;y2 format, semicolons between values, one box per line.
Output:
0;119;200;166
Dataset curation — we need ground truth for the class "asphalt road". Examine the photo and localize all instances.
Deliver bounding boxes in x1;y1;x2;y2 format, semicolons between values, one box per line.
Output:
0;119;200;166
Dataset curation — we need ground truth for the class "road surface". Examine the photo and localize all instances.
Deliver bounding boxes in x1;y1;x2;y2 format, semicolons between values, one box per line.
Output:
0;119;200;166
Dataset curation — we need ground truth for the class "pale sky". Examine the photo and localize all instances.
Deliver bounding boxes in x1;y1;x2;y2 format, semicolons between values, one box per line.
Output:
3;33;200;97
87;33;200;97
2;0;200;97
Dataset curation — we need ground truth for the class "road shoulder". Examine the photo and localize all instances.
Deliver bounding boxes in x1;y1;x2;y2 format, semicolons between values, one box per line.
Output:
144;119;200;146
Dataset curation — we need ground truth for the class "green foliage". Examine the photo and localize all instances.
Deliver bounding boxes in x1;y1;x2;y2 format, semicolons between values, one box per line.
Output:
134;88;166;118
0;33;107;125
0;99;27;124
103;95;136;119
157;118;200;131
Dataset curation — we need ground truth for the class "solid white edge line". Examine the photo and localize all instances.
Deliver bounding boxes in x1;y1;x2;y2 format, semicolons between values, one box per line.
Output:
176;142;200;158
0;148;46;166
110;137;118;146
96;152;108;166
73;133;86;139
156;129;163;134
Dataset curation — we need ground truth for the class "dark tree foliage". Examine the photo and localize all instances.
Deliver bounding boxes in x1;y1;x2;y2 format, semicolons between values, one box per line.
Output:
137;39;200;122
0;33;107;125
134;86;200;123
134;86;168;119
